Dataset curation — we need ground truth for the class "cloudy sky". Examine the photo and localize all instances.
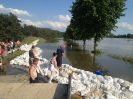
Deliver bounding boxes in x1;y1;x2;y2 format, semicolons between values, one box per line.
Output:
0;0;132;34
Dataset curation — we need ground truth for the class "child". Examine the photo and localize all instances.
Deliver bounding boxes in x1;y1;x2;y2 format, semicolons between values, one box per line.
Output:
48;52;59;83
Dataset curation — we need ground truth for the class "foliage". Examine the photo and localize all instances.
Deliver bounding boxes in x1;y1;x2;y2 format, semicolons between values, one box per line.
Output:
0;13;24;42
22;24;64;39
108;54;133;65
65;0;127;51
0;13;64;43
91;49;103;55
107;33;133;38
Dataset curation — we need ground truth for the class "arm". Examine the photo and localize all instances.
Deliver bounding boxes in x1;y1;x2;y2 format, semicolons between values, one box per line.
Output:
32;49;36;58
53;57;59;70
62;48;64;56
29;66;35;80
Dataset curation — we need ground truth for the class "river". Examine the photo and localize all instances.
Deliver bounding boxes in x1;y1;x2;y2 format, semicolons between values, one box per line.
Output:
36;38;133;82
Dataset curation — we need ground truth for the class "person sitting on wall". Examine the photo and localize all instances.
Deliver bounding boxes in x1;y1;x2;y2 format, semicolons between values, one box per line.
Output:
29;58;40;83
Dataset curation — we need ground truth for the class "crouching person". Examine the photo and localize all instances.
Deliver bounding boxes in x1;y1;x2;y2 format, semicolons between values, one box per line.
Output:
29;58;40;83
48;52;59;83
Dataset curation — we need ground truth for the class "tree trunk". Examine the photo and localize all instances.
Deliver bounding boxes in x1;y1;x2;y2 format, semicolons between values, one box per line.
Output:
83;45;86;51
93;53;96;70
94;37;97;53
83;39;86;46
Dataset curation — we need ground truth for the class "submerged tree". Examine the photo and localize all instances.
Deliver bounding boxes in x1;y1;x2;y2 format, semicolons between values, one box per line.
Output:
66;0;127;53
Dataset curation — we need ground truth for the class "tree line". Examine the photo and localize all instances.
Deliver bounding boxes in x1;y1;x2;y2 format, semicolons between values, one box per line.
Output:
64;0;127;53
107;33;133;38
0;13;64;42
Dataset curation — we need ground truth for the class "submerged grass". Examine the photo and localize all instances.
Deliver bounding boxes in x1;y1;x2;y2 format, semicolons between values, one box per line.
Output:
91;49;104;55
108;54;133;65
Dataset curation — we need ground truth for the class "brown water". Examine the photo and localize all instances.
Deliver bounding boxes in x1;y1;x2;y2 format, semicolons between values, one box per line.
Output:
37;38;133;82
5;38;133;82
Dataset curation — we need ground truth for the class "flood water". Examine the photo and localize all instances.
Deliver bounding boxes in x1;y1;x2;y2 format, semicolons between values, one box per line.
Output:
36;38;133;82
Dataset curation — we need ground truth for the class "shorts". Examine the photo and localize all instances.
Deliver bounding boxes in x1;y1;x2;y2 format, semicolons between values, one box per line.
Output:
30;77;39;83
56;55;62;67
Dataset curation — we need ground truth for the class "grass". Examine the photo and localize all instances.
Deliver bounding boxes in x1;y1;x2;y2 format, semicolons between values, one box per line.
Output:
21;36;46;45
108;54;133;65
91;49;103;55
0;36;46;74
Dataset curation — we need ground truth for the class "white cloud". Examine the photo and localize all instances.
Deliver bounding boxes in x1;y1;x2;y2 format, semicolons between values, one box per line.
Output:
58;15;71;22
20;18;44;27
19;15;70;30
43;21;68;28
0;4;32;16
118;22;133;30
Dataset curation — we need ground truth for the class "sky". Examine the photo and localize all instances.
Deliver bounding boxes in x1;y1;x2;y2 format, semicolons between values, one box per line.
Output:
0;0;133;35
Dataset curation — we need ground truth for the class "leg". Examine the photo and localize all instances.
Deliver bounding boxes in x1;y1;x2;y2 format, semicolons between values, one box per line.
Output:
48;70;53;83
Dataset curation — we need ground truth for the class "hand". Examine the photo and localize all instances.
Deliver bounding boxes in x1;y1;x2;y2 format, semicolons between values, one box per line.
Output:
56;67;59;70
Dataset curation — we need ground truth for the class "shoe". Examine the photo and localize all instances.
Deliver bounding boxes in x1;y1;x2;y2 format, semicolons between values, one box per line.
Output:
48;80;52;83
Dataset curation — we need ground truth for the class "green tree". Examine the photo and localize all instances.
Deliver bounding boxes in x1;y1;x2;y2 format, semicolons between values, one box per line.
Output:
66;0;127;52
0;13;23;41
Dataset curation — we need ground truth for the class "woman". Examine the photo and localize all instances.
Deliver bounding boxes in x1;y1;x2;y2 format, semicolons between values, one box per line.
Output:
48;52;59;83
29;58;40;83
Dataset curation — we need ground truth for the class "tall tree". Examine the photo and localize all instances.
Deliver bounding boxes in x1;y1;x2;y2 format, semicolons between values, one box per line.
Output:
67;0;127;52
0;13;23;41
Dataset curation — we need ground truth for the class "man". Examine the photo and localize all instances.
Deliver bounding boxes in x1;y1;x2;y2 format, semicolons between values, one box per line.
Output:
29;45;36;66
16;40;21;50
56;44;66;69
29;58;40;83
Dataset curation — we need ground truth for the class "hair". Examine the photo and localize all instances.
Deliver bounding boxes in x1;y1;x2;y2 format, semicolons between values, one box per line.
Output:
53;52;57;56
62;44;66;48
33;58;39;63
32;45;35;48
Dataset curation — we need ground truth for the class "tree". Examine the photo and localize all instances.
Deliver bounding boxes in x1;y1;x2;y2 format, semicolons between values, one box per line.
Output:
0;13;23;41
66;0;127;52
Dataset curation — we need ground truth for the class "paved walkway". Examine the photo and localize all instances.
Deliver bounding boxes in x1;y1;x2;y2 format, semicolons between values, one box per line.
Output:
0;74;68;99
0;83;67;99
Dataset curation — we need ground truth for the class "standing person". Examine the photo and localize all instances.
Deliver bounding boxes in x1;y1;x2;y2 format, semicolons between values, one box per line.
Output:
9;40;13;53
13;40;15;50
29;58;40;83
56;44;66;70
48;52;59;83
29;45;36;66
16;40;21;50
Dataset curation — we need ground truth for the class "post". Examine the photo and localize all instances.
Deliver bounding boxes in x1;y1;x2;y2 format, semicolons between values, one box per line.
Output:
67;73;72;99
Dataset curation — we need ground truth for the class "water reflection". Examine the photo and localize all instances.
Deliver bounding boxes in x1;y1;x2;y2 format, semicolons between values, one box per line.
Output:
65;39;107;73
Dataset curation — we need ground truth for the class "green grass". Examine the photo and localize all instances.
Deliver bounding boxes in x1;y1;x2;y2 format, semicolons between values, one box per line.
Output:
21;36;46;45
91;49;103;55
108;54;133;65
6;50;26;59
